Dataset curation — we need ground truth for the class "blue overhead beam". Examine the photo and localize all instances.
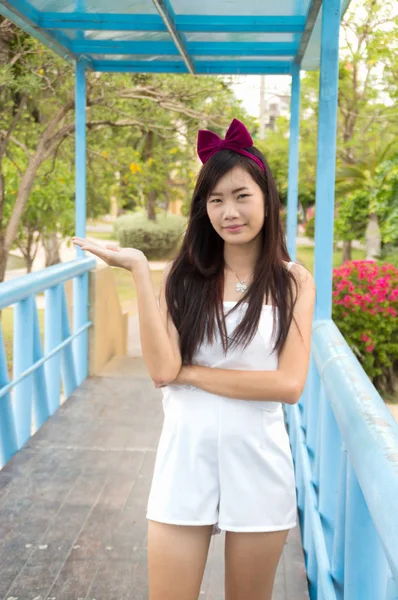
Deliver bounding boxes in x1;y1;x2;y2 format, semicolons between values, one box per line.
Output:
295;0;322;65
39;13;306;34
72;41;298;57
151;0;195;74
177;15;306;33
93;60;292;75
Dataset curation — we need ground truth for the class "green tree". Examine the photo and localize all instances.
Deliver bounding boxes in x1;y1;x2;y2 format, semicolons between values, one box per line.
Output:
299;0;398;257
0;20;250;278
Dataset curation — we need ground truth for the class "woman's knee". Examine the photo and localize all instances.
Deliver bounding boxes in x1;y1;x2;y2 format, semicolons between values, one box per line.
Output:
148;520;213;600
224;529;289;600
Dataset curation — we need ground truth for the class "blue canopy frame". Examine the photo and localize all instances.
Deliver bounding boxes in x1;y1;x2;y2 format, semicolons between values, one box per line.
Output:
0;0;349;317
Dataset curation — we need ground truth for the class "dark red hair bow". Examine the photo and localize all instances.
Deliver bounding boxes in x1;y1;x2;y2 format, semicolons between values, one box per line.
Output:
197;118;264;171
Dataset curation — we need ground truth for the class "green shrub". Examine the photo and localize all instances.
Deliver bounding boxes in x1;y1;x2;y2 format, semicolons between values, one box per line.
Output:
114;211;186;260
304;216;315;239
380;244;398;268
332;260;398;395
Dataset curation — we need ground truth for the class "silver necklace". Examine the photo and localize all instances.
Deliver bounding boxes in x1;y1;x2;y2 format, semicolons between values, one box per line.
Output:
225;264;253;294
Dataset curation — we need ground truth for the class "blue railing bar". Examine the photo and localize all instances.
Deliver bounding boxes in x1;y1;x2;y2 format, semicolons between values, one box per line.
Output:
0;321;92;401
295;0;322;66
0;0;76;62
176;15;306;33
39;13;306;33
92;60;292;74
152;0;195;74
312;320;398;583
0;258;96;310
290;402;338;600
71;40;299;56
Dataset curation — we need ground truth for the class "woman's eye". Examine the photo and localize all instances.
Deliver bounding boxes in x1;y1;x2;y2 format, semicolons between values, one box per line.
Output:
237;194;249;200
210;198;221;203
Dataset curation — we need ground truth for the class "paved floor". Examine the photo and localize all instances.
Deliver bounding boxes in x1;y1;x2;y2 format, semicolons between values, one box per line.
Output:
0;356;309;600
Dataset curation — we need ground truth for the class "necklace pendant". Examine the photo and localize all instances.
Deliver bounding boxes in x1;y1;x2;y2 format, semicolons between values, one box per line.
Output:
236;282;248;293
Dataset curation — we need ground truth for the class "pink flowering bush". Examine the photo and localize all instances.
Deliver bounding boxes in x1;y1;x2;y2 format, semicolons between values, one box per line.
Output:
332;260;398;395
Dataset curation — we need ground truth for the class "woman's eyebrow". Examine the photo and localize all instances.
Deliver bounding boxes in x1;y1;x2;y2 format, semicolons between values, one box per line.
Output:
209;186;250;197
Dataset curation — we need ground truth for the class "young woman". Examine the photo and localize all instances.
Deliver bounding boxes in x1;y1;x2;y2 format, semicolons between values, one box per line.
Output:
73;118;316;600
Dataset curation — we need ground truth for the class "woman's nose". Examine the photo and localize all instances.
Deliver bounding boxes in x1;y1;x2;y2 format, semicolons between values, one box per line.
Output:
222;203;240;219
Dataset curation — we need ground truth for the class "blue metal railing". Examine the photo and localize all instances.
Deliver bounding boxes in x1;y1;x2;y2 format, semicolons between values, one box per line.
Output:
285;320;398;600
0;258;96;467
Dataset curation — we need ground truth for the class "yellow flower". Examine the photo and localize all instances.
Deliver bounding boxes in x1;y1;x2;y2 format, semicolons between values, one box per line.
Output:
129;162;142;174
38;69;44;75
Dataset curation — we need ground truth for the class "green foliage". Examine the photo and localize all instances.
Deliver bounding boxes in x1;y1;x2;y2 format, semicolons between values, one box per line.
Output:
370;155;398;246
332;260;398;394
334;189;370;242
304;216;315;239
0;24;249;269
114;211;186;260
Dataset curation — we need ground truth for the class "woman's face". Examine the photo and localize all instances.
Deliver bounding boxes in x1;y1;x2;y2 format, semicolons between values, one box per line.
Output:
206;166;265;245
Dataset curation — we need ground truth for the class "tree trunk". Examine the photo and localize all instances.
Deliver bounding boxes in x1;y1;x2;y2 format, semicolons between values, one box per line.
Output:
144;130;156;221
43;232;61;267
26;256;34;273
0;247;7;282
147;189;156;221
342;240;352;262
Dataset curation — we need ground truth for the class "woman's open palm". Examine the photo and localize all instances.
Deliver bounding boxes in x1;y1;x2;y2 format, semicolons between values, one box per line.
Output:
72;237;146;272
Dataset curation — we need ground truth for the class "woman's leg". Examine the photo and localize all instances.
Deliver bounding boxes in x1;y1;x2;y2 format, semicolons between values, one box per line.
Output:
224;529;289;600
147;520;213;600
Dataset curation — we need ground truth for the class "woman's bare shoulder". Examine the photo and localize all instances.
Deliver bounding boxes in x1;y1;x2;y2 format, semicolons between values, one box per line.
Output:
284;261;315;292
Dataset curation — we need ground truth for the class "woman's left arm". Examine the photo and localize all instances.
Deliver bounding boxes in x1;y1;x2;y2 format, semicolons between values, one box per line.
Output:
168;264;316;405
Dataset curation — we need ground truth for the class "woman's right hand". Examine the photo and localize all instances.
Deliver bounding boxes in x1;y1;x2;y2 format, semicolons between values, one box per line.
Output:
72;237;147;272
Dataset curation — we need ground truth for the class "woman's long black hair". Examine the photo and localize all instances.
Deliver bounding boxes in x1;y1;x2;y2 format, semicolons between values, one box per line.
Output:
166;145;299;365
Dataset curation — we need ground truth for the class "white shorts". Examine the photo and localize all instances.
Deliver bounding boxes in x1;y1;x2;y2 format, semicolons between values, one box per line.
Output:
146;386;297;534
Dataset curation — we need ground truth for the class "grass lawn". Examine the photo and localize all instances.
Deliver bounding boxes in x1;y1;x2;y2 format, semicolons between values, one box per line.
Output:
111;267;164;316
296;246;366;273
7;253;26;270
87;231;117;241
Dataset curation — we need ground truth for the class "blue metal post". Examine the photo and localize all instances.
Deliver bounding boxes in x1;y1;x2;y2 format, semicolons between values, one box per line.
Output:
345;459;389;599
75;59;86;253
61;286;78;398
0;327;17;465
13;296;35;447
331;444;347;588
44;284;62;414
32;305;50;431
74;59;89;384
287;62;301;260
313;0;341;320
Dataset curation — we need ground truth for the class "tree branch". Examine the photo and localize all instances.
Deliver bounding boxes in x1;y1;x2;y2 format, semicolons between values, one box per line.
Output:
0;93;27;158
0;131;30;156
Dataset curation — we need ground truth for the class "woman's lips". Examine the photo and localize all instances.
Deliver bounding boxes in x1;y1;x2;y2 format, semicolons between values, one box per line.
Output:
224;225;245;232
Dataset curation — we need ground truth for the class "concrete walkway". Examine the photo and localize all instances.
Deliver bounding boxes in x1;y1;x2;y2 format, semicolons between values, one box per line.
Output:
0;356;309;600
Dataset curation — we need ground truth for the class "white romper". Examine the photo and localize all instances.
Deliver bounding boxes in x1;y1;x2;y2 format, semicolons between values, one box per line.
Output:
146;262;297;534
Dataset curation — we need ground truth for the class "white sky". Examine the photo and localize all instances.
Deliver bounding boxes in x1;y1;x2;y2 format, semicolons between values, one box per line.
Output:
230;75;292;117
